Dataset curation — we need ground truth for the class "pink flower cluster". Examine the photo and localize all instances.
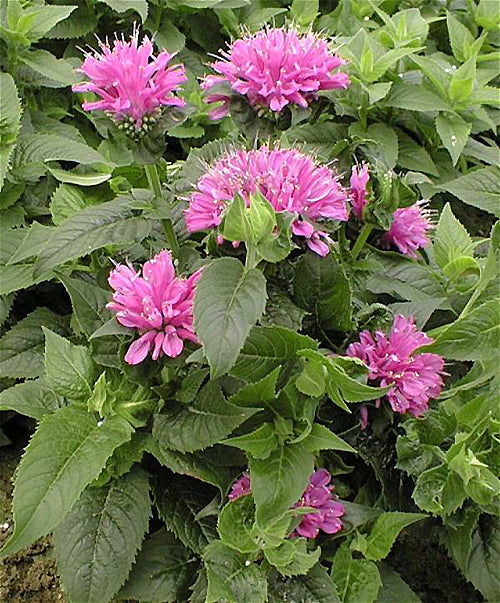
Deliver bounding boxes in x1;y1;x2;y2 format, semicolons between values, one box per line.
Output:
73;28;186;128
228;469;344;539
202;27;350;119
350;165;370;219
107;250;201;365
347;315;445;417
384;203;432;258
186;146;349;256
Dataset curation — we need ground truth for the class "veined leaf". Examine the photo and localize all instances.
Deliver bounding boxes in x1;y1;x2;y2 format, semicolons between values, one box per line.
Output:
439;167;500;217
19;49;79;86
218;496;259;554
13;133;106;168
0;377;64;419
98;0;148;22
58;274;111;336
433;202;474;270
436;113;471;166
0;73;21;191
331;544;382;603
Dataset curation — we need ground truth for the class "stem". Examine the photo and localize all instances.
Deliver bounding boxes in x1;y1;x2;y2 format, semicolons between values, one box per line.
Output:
245;242;258;271
144;163;180;259
351;223;374;261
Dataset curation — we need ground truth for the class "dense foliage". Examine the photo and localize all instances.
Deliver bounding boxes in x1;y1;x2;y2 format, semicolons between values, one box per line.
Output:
0;1;499;602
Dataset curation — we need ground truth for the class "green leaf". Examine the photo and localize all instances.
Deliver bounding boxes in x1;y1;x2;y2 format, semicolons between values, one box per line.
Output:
204;541;267;603
228;367;280;408
222;423;278;460
268;564;340;602
89;317;131;340
439;167;500;217
218;496;259;554
396;130;438;177
377;563;421;603
156;18;186;53
448;58;476;103
303;424;356;454
362;123;399;170
293;252;352;331
425;299;500;360
0;73;21;191
447;12;475;63
58;275;110;336
433;202;474;270
355;512;426;561
194;257;267;378
118;528;190;602
48;167;112;187
250;441;314;524
265;539;321;577
153;477;218;555
231;326;318;382
291;0;319;26
383;82;450;112
0;405;132;557
331;544;382;603
24;4;77;39
43;328;96;401
44;5;97;39
0;308;66;379
34;195;151;276
152;382;258;453
0;377;64;419
436;113;471;165
466;515;500;601
223;192;276;245
97;0;148;22
53;468;151;603
13;133;106;168
19;49;79;86
6;223;55;265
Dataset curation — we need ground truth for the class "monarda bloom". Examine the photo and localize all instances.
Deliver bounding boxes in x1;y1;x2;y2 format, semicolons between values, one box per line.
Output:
186;146;349;256
73;27;186;129
228;473;251;501
202;27;350;119
107;250;201;365
347;315;445;417
383;203;432;258
350;164;370;219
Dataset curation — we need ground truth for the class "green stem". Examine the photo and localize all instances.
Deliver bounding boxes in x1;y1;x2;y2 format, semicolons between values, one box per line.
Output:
144;163;180;259
351;223;374;261
245;242;258;271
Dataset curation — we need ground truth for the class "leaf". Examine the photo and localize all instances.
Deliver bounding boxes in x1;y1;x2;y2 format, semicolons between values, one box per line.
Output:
43;328;97;401
204;541;267;603
0;308;66;378
7;222;55;265
425;299;500;360
152;382;258;453
250;441;314;524
268;564;340;603
433;202;473;270
331;545;382;603
194;257;267;378
466;515;500;601
265;539;321;577
97;0;148;22
34;195;151;276
377;563;421;603
396;131;438;177
363;123;399;170
44;5;97;39
439;167;500;217
291;0;319;26
13;133;106;168
53;468;151;603
447;12;475;63
0;73;21;191
19;49;79;86
153;477;218;554
383;82;450;112
263;286;308;330
48;167;112;186
58;275;111;336
436;113;471;166
118;529;190;602
387;298;446;329
218;496;259;554
221;423;278;460
231;326;318;382
0;405;132;557
293;251;352;331
156;18;186;53
89;317;131;340
23;4;77;39
303;424;356;454
0;377;64;419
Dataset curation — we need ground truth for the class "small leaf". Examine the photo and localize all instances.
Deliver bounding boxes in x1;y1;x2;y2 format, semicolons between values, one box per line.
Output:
98;0;148;22
265;539;321;577
433;203;473;270
221;423;278;460
303;424;356;454
436;113;471;165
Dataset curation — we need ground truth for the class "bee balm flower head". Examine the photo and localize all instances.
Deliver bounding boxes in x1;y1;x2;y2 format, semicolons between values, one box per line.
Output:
73;27;186;130
202;27;350;119
383;203;432;258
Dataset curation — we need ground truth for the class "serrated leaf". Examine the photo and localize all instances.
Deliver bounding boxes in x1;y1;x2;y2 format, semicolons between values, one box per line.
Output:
221;423;278;460
48;167;112;186
303;424;356;454
43;328;96;401
466;515;500;601
377;563;421;603
433;203;473;270
152;382;258;453
0;377;64;419
265;539;321;577
231;326;318;382
0;308;66;378
19;49;79;86
89;317;131;340
218;496;259;554
291;0;318;26
439;167;500;217
44;5;97;39
194;257;267;378
268;563;340;603
118;528;190;602
396;130;438;177
204;541;267;603
13;133;106;168
383;82;450;112
98;0;148;22
53;467;151;603
436;113;471;165
331;544;382;603
0;73;21;191
59;275;111;336
6;223;55;265
0;405;132;557
250;441;314;524
24;4;77;39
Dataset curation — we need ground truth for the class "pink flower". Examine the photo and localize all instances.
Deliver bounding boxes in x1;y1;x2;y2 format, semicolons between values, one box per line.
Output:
346;315;445;417
73;27;186;128
292;469;344;539
186;146;349;256
228;473;251;501
202;27;350;119
383;203;432;258
350;165;370;219
106;250;201;365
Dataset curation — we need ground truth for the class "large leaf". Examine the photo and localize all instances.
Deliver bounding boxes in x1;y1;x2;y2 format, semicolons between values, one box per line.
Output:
217;496;260;555
230;326;318;382
0;308;66;378
34;195;151;276
268;564;340;602
13;133;106;169
0;377;64;419
152;382;258;453
0;405;132;557
194;257;267;378
98;0;148;22
436;113;471;166
433;203;473;270
53;468;151;603
58;274;111;336
383;82;450;112
118;529;190;602
466;515;500;601
19;49;79;86
331;545;382;603
23;4;77;40
0;73;21;190
250;440;314;524
439;167;500;217
377;563;421;603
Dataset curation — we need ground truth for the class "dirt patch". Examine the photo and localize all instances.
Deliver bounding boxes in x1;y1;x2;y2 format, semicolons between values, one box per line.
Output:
0;447;65;603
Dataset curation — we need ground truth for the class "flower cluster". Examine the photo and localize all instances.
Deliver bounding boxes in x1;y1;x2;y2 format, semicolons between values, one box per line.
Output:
202;27;350;119
73;28;186;129
383;203;432;258
107;250;201;365
350;165;370;219
186;146;349;256
347;315;445;416
228;469;344;539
